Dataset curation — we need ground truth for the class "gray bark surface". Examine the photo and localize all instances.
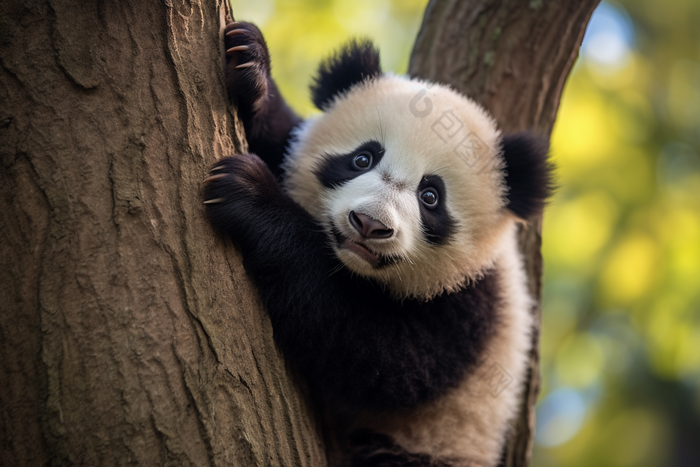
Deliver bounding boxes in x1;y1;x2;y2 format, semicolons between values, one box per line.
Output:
0;1;324;465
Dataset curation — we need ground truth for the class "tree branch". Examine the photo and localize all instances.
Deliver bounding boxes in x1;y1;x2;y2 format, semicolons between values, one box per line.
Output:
409;1;600;465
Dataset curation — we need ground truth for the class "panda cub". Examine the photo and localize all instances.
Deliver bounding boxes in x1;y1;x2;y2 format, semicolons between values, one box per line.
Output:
205;21;552;467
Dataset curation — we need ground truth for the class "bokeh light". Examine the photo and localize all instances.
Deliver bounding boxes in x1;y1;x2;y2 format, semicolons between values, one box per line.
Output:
538;0;700;464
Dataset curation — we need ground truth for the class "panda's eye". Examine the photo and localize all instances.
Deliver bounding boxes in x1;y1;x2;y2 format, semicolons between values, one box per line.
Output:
353;152;372;169
420;188;438;208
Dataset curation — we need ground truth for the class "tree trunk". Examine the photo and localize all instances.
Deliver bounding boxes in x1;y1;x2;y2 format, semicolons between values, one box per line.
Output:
409;1;600;466
0;1;324;466
1;0;598;466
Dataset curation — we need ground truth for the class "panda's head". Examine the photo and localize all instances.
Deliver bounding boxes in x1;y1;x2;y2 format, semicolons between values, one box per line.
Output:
283;41;552;300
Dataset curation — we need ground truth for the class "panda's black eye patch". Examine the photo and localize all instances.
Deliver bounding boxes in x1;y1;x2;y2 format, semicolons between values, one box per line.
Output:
417;175;455;245
315;141;385;189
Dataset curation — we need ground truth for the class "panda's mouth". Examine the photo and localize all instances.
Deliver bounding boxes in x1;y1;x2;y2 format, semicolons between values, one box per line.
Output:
331;227;385;267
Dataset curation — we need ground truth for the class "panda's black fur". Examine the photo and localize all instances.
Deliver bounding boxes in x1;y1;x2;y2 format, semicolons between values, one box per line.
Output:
311;39;382;110
207;21;553;467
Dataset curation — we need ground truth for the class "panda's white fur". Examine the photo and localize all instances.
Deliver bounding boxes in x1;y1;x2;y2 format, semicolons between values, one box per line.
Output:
210;25;551;467
282;75;532;464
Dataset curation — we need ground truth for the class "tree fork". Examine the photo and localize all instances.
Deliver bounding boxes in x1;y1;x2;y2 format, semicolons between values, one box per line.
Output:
0;0;598;466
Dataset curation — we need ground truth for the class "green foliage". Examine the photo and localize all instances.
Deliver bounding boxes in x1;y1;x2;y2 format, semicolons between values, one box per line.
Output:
230;0;700;464
536;1;700;464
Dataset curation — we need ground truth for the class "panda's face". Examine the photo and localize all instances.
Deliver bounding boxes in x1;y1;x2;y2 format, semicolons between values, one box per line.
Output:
315;139;451;274
283;75;513;300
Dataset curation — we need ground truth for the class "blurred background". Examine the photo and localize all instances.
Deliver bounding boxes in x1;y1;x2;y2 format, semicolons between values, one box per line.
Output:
230;1;700;465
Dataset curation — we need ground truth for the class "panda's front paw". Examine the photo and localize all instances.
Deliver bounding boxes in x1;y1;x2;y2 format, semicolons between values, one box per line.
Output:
224;21;270;112
203;153;283;238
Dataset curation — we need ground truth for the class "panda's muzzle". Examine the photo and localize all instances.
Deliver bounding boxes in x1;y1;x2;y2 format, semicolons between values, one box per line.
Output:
348;211;393;239
330;222;398;269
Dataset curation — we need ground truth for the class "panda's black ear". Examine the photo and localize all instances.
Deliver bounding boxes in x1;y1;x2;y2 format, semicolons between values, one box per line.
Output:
311;39;382;111
501;132;555;219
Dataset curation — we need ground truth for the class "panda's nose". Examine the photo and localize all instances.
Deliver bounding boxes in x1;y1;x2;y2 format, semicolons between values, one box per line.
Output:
348;211;394;239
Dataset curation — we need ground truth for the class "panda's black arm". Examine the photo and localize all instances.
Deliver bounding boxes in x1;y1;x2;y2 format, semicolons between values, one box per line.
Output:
224;22;302;176
204;155;497;412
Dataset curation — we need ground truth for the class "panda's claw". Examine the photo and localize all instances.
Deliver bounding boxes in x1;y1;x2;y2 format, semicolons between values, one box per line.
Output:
203;198;226;205
226;45;249;54
203;173;227;184
235;62;255;69
226;28;246;37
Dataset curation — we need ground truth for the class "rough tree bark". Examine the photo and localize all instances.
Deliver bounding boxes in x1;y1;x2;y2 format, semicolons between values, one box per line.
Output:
0;1;324;466
0;0;598;466
409;1;600;465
